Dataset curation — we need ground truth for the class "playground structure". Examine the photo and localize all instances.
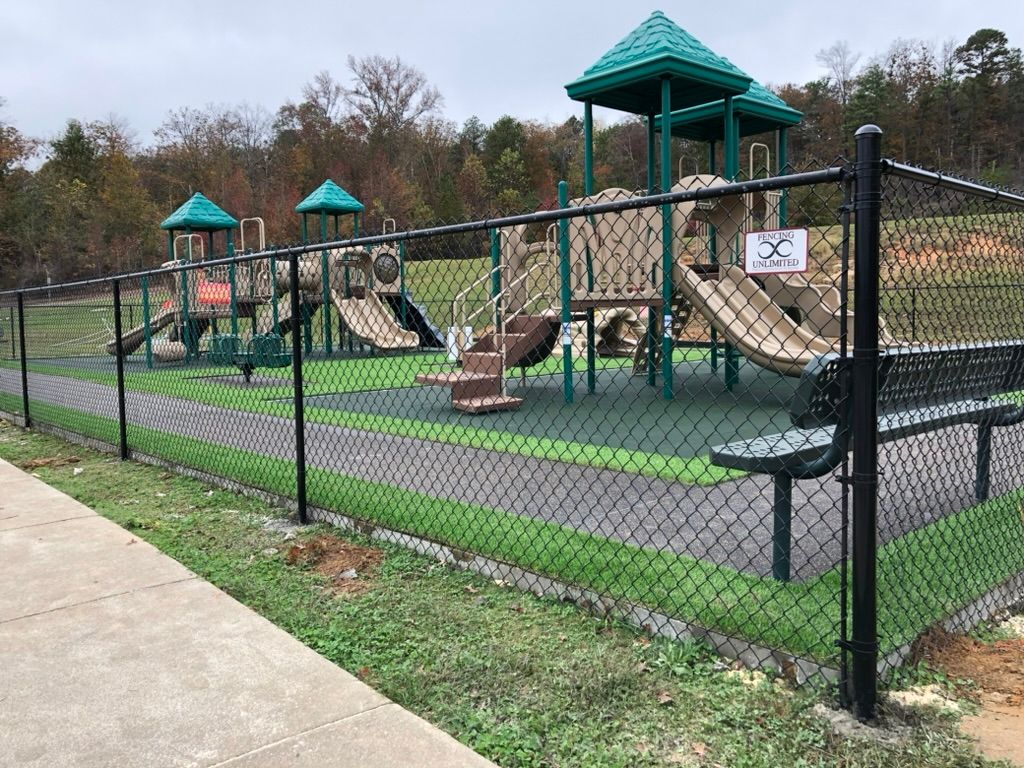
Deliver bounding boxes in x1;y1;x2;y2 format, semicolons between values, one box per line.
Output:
415;12;862;413
107;181;443;372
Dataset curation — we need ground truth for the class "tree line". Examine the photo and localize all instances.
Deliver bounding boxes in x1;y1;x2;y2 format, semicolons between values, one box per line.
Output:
0;28;1021;288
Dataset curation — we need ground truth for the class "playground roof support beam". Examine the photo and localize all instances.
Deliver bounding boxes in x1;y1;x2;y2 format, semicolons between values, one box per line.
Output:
646;113;656;193
584;101;594;196
777;127;789;226
660;76;674;400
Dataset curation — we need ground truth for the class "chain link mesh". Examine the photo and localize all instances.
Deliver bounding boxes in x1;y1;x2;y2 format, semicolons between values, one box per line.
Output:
3;160;1022;706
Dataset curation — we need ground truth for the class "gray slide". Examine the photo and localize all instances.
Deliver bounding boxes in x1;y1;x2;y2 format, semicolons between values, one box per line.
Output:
106;308;175;356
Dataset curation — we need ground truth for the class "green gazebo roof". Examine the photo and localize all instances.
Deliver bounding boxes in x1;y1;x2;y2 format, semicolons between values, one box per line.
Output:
295;179;365;214
656;79;802;141
160;192;238;231
565;10;752;114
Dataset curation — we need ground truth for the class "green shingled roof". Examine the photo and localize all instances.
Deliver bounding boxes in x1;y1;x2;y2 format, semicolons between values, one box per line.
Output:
160;192;238;231
295;179;364;214
565;11;751;114
656;79;802;141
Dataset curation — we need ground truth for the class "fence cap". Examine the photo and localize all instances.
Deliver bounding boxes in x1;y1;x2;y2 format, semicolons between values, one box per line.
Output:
855;124;883;137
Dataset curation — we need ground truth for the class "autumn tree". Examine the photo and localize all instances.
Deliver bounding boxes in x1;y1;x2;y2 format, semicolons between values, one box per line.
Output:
344;54;442;153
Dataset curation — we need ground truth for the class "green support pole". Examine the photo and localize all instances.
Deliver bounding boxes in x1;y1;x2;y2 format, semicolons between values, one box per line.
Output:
708;140;719;373
348;213;358;354
303;302;313;355
489;229;501;323
399;242;408;330
645;112;657;386
166;230;174;260
208;231;217;339
320;211;332;355
270;254;279;331
583;100;593;185
724;97;736;178
180;226;193;362
723;96;739;391
141;275;153;370
777;127;789;227
660;77;673;400
227;233;238;336
646;113;656;191
583;100;596;394
336;215;345;350
558;181;573;405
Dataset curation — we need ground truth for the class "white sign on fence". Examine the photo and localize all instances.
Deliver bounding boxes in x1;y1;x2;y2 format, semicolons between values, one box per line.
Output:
744;228;809;275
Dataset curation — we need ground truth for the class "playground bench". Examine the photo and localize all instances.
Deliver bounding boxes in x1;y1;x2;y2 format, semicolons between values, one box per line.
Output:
710;341;1024;581
208;333;290;382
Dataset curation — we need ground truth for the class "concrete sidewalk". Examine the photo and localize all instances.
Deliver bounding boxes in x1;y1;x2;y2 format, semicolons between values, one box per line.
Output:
0;459;496;768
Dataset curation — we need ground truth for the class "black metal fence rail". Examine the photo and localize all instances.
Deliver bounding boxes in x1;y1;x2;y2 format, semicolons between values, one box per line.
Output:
2;127;1023;723
0;168;844;299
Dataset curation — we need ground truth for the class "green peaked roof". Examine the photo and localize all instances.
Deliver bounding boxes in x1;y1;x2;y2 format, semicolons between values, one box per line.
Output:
295;179;364;214
160;192;238;231
565;10;751;114
656;79;802;141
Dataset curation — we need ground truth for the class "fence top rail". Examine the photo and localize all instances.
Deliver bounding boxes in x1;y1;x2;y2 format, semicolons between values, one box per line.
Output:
882;160;1024;210
2;166;846;297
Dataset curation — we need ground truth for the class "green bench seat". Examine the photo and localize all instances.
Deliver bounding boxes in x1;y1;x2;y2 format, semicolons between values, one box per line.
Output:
209;333;290;381
709;342;1024;581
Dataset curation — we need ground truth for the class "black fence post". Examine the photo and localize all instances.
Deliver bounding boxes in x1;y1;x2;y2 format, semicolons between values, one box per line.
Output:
288;251;308;524
851;124;883;720
112;280;129;460
17;292;29;427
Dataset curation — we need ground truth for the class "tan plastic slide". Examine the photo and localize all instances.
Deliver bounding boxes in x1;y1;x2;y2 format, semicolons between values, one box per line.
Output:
331;289;419;350
759;273;847;339
553;307;648;358
106;307;176;355
760;272;892;345
258;297;293;336
672;262;837;377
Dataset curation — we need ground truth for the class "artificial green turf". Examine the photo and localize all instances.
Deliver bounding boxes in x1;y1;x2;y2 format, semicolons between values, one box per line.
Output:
5;392;1023;664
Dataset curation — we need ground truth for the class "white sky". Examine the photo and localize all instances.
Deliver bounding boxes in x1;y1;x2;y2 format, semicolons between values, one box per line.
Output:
2;0;1022;146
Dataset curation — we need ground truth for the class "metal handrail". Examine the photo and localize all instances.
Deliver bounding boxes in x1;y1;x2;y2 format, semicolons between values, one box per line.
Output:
491;261;554;389
239;217;265;252
174;234;203;262
452;265;507;353
749;142;771;180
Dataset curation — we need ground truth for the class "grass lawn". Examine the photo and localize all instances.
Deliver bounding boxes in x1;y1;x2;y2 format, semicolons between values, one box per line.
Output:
0;419;999;768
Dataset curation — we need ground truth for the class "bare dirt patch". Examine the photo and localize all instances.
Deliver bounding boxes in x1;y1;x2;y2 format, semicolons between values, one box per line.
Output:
915;626;1024;765
19;455;80;470
285;535;384;595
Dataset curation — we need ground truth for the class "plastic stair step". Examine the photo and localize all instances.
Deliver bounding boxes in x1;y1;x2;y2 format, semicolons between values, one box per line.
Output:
452;394;524;413
414;371;500;386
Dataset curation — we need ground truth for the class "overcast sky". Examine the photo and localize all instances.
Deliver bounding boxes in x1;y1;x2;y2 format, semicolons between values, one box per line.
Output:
2;0;1022;147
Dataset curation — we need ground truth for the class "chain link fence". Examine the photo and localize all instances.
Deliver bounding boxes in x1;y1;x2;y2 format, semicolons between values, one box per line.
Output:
2;127;1023;718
